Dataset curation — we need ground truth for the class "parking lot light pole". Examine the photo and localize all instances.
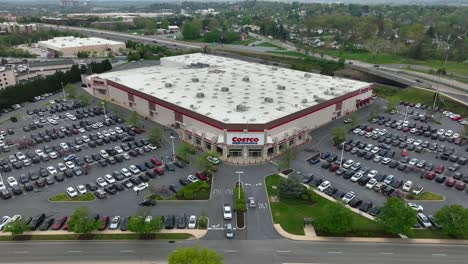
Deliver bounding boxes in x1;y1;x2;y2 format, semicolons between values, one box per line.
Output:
0;172;3;184
403;105;409;123
236;171;244;199
339;141;346;169
61;82;66;102
101;101;108;121
169;135;175;161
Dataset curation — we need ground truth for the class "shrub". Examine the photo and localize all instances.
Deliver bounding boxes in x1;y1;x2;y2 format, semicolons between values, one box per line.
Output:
234;186;246;212
176;181;209;200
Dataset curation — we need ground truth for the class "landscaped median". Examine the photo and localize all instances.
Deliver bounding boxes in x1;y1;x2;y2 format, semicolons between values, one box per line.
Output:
405;192;445;201
49;193;95;202
144;181;211;201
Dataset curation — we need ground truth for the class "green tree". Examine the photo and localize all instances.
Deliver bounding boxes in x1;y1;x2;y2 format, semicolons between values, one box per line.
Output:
162;20;169;29
127;215;163;238
2;219;30;236
377;197;417;236
54;50;63;58
435;205;468;238
67;206;100;235
176;142;196;161
279;147;295;169
79;94;90;106
127;111;140;127
279;175;306;199
168;246;224;264
331;127;347;146
314;202;354;235
182;20;202;40
63;83;77;99
147;126;165;147
461;124;468;139
386;96;399;112
194;151;220;175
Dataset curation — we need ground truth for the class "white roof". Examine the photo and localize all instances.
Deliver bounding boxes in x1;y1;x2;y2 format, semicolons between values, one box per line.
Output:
94;53;371;124
38;36;124;49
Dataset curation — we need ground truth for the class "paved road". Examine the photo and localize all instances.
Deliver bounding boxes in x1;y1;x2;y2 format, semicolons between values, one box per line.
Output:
1;240;467;264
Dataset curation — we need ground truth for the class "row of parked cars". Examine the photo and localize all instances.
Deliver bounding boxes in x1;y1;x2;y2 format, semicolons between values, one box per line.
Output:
0;214;200;232
399;101;465;124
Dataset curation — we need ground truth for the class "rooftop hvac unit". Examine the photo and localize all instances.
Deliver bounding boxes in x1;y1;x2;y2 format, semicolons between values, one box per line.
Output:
165;83;173;88
313;95;318;99
221;87;229;92
304;73;312;78
301;98;308;103
191;78;199;82
196;92;205;98
277;85;286;90
272;67;278;70
264;97;274;103
242;76;250;82
236;104;248;112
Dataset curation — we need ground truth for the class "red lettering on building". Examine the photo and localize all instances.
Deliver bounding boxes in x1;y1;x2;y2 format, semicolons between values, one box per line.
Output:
232;137;259;143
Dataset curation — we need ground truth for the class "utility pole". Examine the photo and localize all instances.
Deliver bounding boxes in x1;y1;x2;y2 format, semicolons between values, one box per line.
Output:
403;105;409;123
61;82;66;101
169;135;175;161
339;141;345;169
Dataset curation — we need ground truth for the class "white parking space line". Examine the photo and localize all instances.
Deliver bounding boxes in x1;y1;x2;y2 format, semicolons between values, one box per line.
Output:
67;250;82;253
379;252;394;255
276;250;291;253
432;253;446;256
327;251;342;254
119;250;134;253
14;251;29;254
223;250;239;253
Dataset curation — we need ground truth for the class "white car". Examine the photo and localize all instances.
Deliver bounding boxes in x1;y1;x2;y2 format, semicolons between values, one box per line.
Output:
148;144;158;150
121;168;132;177
16;152;26;161
109;216;121;230
66;187;78;198
47;166;58;175
49;151;58;159
187;175;199;183
79;128;86;133
129;165;141;174
102;130;110;137
207;156;221;164
77;185;87;195
104;174;116;184
350;172;363;182
343;159;354;169
317;181;331;192
7;177;18;187
368;170;378;178
370;147;380;154
57;163;67;172
96;177;108;187
452;133;460;139
364;144;373;151
365;178;377;189
60;142;69;150
188;215;197;229
408;158;419;166
0;182;6;191
413;139;422;146
373;155;382;163
410;128;418;134
35;149;44;156
408;203;424;212
122;153;131;160
353;128;361;134
223;204;232;220
378;129;387;136
133;182;149;192
100;150;109;159
115;127;123;134
342;191;355;204
0;216;11;231
114;146;124;154
65;161;75;169
82;135;90;143
402;181;414;192
437;129;445;135
9;214;22;223
445;130;453;137
108;129;116;135
381;157;391;164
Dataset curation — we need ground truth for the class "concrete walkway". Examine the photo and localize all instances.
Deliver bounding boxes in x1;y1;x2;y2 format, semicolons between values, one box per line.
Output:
0;229;207;240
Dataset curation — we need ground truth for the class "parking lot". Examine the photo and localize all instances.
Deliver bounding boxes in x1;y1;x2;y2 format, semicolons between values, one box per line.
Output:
290;98;468;225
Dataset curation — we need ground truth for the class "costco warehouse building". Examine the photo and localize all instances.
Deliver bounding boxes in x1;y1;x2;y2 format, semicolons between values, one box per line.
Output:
84;53;374;163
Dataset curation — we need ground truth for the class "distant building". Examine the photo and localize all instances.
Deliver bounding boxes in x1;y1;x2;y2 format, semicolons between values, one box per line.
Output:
0;22;37;34
58;0;90;7
0;68;17;90
167;26;180;33
38;36;126;57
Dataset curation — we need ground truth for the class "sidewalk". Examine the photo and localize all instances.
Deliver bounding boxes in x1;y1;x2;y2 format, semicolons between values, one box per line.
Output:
0;229;207;240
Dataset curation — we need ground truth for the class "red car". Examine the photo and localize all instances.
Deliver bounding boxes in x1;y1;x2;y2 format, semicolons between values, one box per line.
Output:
434;165;445;174
329;164;339;172
98;216;110;230
445;177;456;187
153;167;164;175
365;127;373;132
424;171;436;180
72;129;79;135
401;149;408;157
402;127;410;132
132;127;145;134
51;216;68;230
451;115;463;121
455;181;466;191
195;171;207;181
150;157;162;166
